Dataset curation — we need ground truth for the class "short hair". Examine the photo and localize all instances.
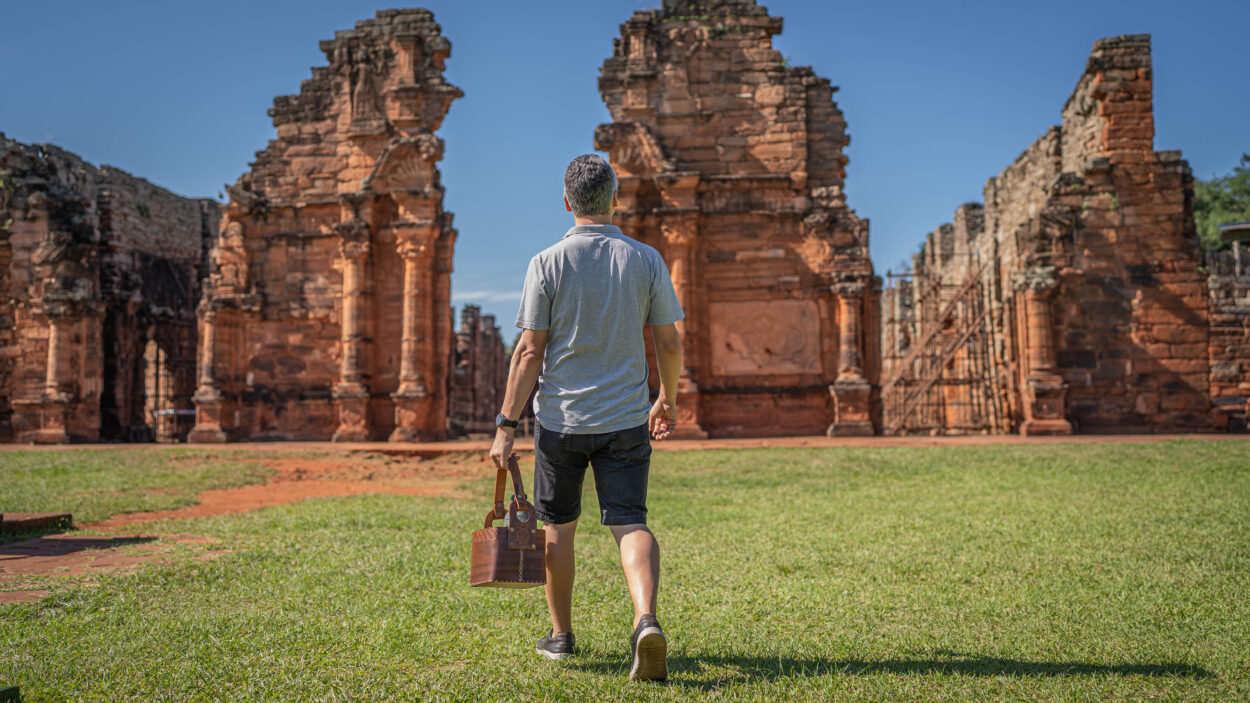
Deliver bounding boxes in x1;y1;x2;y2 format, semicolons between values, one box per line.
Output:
563;154;617;216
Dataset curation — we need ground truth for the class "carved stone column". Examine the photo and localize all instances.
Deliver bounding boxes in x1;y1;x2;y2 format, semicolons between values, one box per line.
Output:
390;225;438;442
1014;267;1072;435
660;210;707;439
828;281;874;437
332;216;373;442
35;308;72;444
189;302;228;443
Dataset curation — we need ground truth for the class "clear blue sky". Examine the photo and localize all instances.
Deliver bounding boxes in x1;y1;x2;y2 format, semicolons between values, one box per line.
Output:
2;1;1246;326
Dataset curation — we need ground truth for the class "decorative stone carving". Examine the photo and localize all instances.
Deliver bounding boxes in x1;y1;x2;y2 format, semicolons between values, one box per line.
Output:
210;221;249;294
710;302;822;376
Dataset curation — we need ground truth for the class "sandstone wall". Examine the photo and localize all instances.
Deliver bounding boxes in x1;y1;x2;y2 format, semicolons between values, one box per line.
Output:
191;8;463;443
885;35;1221;435
0;134;217;443
447;305;507;436
596;0;877;438
1207;248;1250;430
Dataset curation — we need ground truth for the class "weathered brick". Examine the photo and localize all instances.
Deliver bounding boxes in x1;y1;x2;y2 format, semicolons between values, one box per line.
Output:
596;0;875;438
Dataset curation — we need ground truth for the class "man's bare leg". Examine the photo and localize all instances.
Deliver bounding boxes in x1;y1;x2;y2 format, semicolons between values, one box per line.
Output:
609;524;660;626
544;520;578;634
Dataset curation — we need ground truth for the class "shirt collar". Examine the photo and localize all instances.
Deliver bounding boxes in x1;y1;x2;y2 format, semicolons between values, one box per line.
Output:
563;224;623;239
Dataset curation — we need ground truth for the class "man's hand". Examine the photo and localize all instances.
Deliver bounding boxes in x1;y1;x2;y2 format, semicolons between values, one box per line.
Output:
649;397;677;440
490;428;515;469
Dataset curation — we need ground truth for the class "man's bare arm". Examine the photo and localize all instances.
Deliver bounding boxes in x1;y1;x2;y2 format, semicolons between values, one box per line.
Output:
489;328;548;468
649;323;682;439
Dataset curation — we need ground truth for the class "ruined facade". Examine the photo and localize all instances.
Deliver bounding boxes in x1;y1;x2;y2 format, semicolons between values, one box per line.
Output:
1206;245;1250;431
883;35;1236;434
446;305;507;436
0;135;218;443
190;9;465;442
595;0;879;438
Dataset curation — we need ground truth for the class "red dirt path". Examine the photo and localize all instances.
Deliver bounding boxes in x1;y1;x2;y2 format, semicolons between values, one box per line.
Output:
1;450;497;603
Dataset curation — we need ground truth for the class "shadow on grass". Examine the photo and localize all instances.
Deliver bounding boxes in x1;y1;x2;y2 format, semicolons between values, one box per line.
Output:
569;650;1213;689
0;535;157;556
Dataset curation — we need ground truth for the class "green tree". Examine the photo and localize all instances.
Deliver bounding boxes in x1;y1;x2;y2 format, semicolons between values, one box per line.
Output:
1194;153;1250;250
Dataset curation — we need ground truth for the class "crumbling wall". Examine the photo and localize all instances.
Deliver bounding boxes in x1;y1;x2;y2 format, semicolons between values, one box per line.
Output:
190;8;462;443
0;134;216;443
1048;36;1209;431
595;0;878;438
1207;248;1250;431
885;35;1217;435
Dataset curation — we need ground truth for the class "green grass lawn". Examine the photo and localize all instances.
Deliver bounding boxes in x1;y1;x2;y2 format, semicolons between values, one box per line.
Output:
2;440;1248;701
0;449;273;525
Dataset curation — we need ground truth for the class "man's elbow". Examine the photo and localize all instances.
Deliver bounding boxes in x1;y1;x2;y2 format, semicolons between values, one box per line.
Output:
517;345;545;365
653;325;681;356
514;332;547;365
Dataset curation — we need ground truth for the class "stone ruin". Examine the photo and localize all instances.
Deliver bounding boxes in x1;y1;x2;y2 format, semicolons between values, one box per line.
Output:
4;12;1244;446
447;305;508;436
1206;241;1250;431
189;8;492;442
0;134;218;442
594;0;879;438
882;35;1249;434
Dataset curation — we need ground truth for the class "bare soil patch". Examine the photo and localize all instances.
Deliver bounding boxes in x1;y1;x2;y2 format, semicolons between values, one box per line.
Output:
1;451;499;603
83;450;494;531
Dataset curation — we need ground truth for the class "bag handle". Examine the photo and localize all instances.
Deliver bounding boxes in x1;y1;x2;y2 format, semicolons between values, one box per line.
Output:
485;453;529;526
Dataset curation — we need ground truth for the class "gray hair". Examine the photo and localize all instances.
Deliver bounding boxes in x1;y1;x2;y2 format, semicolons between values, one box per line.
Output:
563;154;617;216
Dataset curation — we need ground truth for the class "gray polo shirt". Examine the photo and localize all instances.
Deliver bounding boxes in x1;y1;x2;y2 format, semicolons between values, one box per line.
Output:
516;224;683;434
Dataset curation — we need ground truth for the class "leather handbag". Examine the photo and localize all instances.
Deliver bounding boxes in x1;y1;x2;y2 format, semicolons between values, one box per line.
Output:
470;453;546;588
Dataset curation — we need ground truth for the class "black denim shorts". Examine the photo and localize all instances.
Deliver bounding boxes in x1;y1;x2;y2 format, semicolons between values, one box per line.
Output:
532;422;652;526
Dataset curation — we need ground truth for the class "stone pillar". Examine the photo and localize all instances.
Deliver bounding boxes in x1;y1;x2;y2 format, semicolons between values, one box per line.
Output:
332;216;373;442
1014;267;1072;435
828;281;874;436
390;226;437;442
660;210;707;439
189;302;228;443
35;309;71;444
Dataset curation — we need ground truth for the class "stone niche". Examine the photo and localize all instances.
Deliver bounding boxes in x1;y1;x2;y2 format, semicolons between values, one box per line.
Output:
887;35;1227;435
0;134;218;443
190;9;465;442
595;0;880;438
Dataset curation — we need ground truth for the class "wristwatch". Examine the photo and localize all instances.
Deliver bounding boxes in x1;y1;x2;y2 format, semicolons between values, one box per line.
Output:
496;413;519;429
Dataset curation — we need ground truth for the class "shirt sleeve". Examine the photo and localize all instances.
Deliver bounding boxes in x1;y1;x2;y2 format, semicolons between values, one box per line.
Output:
515;256;552;330
646;251;685;327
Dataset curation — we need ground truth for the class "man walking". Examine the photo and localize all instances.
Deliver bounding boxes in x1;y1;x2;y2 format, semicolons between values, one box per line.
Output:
489;154;683;682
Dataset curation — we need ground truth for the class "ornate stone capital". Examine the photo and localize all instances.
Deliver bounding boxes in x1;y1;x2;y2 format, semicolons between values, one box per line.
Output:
334;216;372;259
393;222;439;260
396;237;432;260
660;216;698;248
1012;266;1058;293
832;280;867;298
198;299;219;324
338;238;371;259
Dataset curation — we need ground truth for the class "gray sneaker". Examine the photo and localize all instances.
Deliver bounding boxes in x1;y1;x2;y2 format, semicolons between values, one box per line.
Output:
629;615;667;681
536;630;575;661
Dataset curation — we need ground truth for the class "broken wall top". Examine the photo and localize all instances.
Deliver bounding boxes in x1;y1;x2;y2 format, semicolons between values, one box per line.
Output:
596;0;850;195
2;134;212;275
230;8;463;211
